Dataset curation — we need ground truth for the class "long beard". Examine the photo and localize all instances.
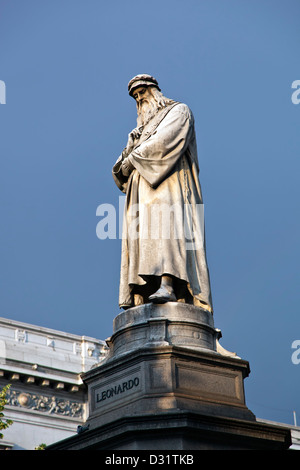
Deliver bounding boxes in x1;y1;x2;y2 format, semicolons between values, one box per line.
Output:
136;90;175;127
136;99;159;127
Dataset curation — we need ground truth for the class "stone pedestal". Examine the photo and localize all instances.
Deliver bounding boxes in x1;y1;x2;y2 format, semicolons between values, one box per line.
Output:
47;304;291;450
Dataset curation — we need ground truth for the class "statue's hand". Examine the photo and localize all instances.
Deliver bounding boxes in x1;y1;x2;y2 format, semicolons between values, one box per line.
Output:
121;158;134;177
126;127;143;154
126;133;134;154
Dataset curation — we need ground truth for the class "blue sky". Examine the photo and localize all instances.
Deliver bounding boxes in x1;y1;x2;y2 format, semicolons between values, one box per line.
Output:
0;0;299;426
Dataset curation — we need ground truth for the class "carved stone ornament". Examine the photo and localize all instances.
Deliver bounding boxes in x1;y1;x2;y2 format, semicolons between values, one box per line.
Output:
6;389;83;418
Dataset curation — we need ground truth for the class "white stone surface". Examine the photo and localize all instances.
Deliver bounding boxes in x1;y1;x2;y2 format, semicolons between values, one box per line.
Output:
0;316;107;373
1;408;79;450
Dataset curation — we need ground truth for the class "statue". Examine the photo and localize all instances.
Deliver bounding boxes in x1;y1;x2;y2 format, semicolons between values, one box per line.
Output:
113;74;213;313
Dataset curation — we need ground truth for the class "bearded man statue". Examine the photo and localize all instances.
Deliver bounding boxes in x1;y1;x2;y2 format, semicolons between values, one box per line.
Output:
112;74;213;313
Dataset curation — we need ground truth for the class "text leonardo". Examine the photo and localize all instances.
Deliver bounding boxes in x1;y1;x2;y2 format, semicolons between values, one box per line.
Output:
96;377;140;403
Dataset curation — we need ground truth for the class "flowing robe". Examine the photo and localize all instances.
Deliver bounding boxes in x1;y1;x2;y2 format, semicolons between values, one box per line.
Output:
112;102;213;312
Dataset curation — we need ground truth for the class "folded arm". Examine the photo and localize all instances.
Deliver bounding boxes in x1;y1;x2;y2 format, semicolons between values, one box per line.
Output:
127;105;193;187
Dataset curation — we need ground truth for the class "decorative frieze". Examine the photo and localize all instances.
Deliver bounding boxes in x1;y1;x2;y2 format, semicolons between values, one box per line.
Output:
6;389;84;418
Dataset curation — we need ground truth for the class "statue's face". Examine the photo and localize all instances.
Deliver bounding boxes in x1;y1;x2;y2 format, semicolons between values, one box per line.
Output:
132;86;153;105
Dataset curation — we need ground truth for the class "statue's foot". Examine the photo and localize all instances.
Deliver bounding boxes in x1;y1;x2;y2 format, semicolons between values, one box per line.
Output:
121;304;132;310
149;286;176;304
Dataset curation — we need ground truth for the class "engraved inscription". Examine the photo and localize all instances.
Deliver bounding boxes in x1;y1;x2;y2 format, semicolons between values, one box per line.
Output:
96;377;140;403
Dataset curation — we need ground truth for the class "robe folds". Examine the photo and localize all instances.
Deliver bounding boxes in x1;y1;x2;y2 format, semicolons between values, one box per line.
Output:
112;102;213;312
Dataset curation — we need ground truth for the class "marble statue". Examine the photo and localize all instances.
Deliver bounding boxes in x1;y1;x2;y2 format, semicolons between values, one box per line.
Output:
113;74;213;313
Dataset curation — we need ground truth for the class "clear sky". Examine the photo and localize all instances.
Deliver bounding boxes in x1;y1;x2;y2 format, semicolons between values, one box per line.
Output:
0;0;299;427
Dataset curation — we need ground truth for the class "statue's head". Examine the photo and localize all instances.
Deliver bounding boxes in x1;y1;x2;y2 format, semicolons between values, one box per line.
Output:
128;74;161;98
128;74;173;126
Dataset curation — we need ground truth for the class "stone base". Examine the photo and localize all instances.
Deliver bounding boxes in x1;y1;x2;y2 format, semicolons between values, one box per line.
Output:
109;302;219;356
47;304;292;450
47;411;292;450
85;343;255;431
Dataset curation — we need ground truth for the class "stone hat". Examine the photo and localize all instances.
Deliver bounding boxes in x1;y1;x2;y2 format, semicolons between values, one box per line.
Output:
128;74;161;97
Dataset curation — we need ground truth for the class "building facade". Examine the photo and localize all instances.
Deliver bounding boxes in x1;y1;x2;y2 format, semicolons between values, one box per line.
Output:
0;317;108;450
